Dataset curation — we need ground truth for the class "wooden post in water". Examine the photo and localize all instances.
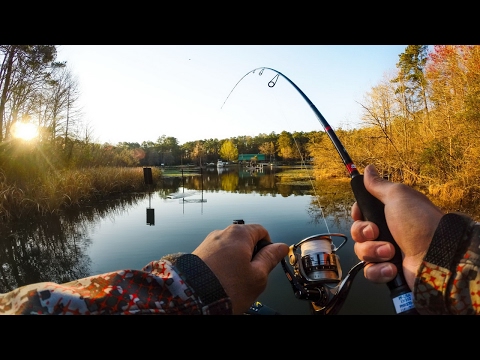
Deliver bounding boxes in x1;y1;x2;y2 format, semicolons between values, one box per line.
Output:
143;167;155;225
143;167;153;185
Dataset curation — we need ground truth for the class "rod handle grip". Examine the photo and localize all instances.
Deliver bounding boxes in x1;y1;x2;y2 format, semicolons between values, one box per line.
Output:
252;239;271;260
350;175;418;315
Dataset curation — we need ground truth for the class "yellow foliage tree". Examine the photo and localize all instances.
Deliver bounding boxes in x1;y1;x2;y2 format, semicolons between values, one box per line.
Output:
219;139;238;162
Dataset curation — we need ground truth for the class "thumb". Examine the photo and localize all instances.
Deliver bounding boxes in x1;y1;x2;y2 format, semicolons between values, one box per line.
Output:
363;164;394;203
253;243;289;273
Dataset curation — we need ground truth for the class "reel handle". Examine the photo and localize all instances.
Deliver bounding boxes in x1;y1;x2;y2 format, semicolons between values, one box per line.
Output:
350;175;418;315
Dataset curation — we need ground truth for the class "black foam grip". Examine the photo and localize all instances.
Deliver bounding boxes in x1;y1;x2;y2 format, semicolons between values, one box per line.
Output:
252;239;271;260
351;175;418;314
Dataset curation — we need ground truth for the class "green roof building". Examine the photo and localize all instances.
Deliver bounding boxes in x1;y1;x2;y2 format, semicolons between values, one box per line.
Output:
238;154;266;162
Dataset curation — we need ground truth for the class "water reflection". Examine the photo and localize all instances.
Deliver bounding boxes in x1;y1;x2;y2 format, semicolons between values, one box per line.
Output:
0;194;150;293
0;166;372;313
3;166;472;314
0;167;348;292
0;216;89;293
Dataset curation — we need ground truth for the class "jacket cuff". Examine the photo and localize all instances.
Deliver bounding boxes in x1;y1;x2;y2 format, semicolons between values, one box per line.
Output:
167;253;232;314
413;212;474;314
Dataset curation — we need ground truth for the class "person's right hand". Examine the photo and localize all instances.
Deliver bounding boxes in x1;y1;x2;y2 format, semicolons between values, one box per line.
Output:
350;164;444;290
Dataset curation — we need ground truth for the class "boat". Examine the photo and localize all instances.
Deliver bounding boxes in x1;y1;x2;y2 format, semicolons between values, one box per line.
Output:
217;160;225;167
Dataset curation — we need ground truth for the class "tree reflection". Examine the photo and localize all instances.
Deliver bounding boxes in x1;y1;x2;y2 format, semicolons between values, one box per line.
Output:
0;193;150;293
3;166;473;300
307;178;355;228
158;167;354;223
9;167;469;296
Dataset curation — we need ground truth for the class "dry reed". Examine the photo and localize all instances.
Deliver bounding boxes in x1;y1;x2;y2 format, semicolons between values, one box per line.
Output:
0;167;161;220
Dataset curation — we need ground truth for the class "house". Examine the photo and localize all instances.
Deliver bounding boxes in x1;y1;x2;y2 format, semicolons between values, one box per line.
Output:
238;154;266;164
238;154;266;167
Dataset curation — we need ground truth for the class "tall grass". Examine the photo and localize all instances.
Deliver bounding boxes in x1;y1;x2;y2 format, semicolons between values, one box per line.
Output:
0;166;161;220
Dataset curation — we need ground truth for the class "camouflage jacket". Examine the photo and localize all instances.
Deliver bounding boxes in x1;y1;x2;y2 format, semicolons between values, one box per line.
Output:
0;253;232;315
414;213;480;315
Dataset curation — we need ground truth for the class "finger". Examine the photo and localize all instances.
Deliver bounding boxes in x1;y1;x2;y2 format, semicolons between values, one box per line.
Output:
364;262;397;283
351;201;363;221
362;164;395;202
223;224;270;256
242;224;271;244
354;241;395;262
252;243;289;275
350;220;379;243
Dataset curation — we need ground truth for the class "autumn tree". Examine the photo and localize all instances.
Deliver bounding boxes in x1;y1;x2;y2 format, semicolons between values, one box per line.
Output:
292;131;310;162
276;131;296;162
258;141;275;163
358;69;426;183
191;141;206;166
219;139;238;162
203;138;221;163
425;45;480;184
359;74;401;165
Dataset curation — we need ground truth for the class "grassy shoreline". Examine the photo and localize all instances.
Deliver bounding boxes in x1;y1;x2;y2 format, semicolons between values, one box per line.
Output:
0;164;317;220
0;166;162;220
3;164;480;222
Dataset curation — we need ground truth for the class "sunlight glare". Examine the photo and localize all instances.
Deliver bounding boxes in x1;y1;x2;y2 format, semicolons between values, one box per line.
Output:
12;122;39;141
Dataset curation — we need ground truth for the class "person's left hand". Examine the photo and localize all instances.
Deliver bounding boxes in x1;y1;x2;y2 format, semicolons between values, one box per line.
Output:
193;223;289;314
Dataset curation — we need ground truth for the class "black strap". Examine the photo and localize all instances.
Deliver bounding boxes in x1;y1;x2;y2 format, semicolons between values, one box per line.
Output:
174;254;229;305
425;212;473;270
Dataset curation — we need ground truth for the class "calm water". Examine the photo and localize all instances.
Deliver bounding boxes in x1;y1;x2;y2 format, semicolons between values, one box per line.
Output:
0;166;395;315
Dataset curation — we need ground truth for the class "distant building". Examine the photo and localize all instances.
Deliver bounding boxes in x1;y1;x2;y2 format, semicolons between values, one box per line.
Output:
238;154;266;163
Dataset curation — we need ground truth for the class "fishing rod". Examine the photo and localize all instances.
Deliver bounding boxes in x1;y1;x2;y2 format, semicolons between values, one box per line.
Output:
224;67;418;315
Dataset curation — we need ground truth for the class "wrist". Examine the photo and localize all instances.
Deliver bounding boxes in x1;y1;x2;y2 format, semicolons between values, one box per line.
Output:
170;253;233;314
413;212;475;314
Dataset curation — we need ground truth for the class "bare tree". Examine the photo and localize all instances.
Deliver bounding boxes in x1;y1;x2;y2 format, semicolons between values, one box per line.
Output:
0;45;57;141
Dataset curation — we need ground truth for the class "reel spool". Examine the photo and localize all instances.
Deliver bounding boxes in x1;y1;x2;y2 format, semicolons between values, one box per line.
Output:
282;233;365;315
289;233;346;284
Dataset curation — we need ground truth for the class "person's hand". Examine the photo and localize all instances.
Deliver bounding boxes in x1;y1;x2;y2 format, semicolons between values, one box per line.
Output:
192;223;289;314
350;164;444;290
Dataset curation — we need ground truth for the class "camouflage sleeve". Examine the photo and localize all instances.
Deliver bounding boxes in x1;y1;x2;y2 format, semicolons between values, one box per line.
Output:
414;213;480;315
0;253;232;315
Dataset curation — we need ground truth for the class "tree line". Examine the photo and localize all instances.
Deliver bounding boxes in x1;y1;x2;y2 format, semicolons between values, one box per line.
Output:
2;45;480;208
311;45;480;210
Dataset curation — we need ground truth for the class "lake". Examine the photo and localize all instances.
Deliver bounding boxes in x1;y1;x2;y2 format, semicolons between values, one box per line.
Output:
0;165;395;315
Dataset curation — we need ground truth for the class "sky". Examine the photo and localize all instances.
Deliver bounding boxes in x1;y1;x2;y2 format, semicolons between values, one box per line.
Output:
56;45;408;145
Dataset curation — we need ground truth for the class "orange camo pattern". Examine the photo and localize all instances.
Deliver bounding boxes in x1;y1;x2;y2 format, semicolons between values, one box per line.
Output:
415;251;480;315
0;259;230;315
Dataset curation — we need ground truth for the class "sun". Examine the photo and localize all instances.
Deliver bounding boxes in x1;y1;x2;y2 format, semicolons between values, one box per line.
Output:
11;122;39;141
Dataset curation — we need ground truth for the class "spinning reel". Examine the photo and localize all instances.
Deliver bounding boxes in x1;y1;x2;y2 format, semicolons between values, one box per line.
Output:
281;233;366;315
241;220;366;315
